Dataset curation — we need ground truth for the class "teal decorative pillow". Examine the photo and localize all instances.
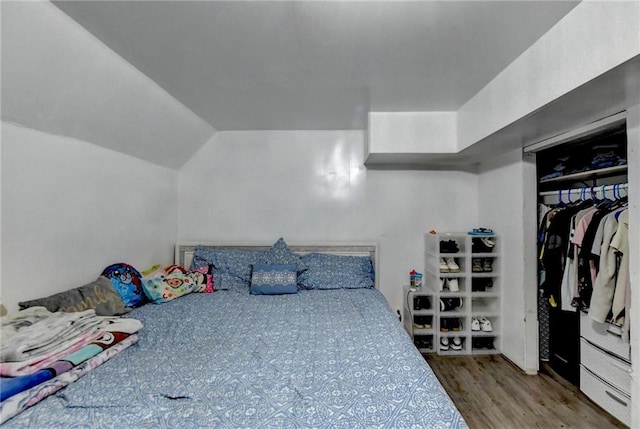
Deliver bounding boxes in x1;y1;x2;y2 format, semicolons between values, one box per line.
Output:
250;264;298;295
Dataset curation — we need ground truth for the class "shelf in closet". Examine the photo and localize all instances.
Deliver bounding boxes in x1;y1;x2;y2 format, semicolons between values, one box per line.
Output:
539;165;627;184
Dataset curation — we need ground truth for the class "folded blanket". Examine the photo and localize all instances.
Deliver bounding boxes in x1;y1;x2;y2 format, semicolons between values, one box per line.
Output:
0;334;138;424
0;309;141;377
0;330;135;401
0;330;104;377
1;308;106;362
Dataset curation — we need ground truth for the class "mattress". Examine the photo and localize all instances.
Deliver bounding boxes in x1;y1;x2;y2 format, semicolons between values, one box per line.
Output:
3;288;467;428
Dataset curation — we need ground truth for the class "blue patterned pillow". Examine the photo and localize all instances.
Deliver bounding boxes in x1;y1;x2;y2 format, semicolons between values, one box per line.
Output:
298;253;375;290
250;264;298;295
260;238;307;273
191;247;266;283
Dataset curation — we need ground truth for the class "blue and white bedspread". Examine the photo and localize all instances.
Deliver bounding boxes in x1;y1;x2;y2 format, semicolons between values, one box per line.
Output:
3;289;467;428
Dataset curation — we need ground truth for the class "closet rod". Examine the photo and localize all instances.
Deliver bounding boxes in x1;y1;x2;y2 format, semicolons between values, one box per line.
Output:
538;183;628;197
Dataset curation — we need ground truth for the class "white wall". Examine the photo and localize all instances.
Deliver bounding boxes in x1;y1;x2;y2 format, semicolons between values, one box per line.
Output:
626;104;640;428
0;123;178;311
178;130;478;311
367;112;457;155
477;148;538;373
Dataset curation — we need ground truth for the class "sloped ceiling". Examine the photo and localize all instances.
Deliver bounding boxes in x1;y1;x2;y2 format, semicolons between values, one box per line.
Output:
51;0;578;131
1;1;215;169
1;0;579;168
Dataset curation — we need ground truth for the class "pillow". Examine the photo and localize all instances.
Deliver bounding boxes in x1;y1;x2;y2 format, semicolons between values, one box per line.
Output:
297;253;375;290
18;276;130;316
250;264;298;295
101;263;146;308
141;267;198;304
191;247;266;292
260;237;307;273
189;265;214;293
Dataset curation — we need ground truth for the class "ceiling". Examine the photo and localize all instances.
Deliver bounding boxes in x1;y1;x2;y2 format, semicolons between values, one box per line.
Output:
52;1;580;131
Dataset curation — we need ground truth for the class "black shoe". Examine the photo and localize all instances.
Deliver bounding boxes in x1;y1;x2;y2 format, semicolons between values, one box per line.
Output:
440;240;460;254
472;337;495;350
440;318;450;332
440;297;463;312
472;278;493;292
472;237;495;253
414;296;431;310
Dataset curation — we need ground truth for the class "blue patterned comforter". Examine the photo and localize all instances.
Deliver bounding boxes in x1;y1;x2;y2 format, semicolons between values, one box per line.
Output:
3;289;467;428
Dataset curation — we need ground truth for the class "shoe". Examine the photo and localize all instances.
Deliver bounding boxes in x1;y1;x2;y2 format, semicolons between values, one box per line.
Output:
440;337;450;351
455;297;463;310
446;278;459;292
472;258;483;272
472;278;493;292
440;240;459;254
471;317;480;331
452;319;462;332
416;337;432;350
413;316;432;329
472;237;495;253
439;278;445;292
472;337;495;350
483;258;493;272
440;318;449;332
439;258;450;273
440;297;462;312
413;296;430;310
479;316;493;332
450;337;463;351
413;296;420;310
445;257;460;272
468;228;494;236
422;316;433;329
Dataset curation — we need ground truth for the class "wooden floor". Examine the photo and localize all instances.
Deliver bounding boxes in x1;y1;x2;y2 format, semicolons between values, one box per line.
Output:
425;354;626;429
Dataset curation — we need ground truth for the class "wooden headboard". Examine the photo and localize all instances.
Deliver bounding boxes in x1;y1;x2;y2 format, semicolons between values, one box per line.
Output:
175;242;379;289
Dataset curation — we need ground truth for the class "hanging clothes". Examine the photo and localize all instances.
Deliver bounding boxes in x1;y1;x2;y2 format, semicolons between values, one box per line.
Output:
538;186;629;331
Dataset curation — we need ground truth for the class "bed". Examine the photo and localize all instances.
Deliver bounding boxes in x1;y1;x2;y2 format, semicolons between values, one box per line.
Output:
2;243;467;428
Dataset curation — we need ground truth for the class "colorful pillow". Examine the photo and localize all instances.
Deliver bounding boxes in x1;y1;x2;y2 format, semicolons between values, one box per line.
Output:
101;263;146;308
260;238;307;273
297;253;375;290
18;277;130;316
141;266;198;304
250;264;298;295
189;265;213;293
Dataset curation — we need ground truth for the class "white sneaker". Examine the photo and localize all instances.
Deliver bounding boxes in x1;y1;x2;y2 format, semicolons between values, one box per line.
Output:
471;317;480;331
450;337;463;351
447;278;459;292
479;316;493;332
439;258;449;273
440;337;450;351
439;278;445;291
445;257;460;273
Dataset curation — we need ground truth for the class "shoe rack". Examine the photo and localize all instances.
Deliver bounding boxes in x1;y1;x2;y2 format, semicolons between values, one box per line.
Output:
424;232;501;355
403;285;436;353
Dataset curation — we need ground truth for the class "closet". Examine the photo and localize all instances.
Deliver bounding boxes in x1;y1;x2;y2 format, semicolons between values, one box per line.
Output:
530;113;631;425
